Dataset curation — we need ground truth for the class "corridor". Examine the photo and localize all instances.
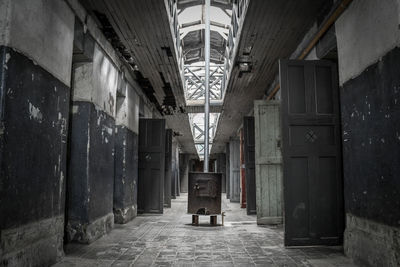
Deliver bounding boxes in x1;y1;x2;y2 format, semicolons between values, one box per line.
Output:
1;0;399;266
55;195;355;267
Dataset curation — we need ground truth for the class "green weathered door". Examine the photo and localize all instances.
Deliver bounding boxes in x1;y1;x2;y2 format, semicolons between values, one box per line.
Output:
254;100;283;224
229;139;240;203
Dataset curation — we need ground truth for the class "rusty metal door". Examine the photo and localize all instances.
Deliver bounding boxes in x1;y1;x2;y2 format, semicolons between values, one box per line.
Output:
138;119;165;214
229;139;240;203
164;129;172;207
254;100;283;224
244;116;256;215
280;59;343;246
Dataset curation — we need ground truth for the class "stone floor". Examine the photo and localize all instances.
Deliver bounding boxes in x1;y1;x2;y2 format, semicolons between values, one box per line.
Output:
55;194;357;267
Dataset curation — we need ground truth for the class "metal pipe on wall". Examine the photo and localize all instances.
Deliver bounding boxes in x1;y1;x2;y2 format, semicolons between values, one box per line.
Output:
204;0;210;172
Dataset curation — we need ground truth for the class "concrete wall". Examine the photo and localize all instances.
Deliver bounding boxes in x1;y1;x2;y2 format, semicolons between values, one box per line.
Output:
67;18;147;235
0;0;74;86
66;0;158;239
72;44;118;117
336;0;400;266
0;0;162;264
336;0;400;86
116;82;140;134
0;0;74;266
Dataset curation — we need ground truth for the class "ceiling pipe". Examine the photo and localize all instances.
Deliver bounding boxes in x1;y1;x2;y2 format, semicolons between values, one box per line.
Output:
266;0;354;101
204;0;211;172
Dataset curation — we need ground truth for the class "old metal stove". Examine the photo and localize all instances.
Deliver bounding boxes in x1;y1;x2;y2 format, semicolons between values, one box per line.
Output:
188;172;222;225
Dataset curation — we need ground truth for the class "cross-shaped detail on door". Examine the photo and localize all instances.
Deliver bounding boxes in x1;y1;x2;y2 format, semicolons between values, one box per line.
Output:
305;130;318;143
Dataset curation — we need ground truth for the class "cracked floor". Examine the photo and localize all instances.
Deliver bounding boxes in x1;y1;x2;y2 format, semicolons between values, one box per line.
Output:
55;194;357;267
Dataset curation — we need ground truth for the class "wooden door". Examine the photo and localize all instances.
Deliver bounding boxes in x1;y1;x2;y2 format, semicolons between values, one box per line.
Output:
240;129;246;208
280;59;343;246
171;141;179;198
138;119;165;213
164;129;172;207
254;100;283;224
226;143;230;199
244;116;256;215
229;139;240;203
217;153;226;193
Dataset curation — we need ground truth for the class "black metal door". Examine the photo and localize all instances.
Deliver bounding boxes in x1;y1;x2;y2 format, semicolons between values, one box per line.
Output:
171;141;177;199
244;116;256;215
138;119;165;214
164;129;172;207
280;59;343;246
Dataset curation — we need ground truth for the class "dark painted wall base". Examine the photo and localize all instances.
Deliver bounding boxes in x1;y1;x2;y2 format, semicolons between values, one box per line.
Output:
341;47;400;227
0;46;69;266
1;216;64;267
114;126;138;224
66;213;114;244
67;101;115;242
344;213;400;267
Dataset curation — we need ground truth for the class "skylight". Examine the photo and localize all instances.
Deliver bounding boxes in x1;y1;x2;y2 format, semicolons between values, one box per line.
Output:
166;0;249;159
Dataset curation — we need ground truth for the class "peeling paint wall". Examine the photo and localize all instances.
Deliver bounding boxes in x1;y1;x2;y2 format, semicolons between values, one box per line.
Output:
336;0;400;266
116;82;139;134
72;44;118;118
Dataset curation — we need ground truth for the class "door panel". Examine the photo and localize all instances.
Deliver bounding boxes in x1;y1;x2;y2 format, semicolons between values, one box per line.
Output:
138;119;165;214
254;101;283;225
216;153;226;193
226;143;230;199
280;59;343;246
240;129;246;208
244;116;256;215
164;129;172;207
229;139;240;203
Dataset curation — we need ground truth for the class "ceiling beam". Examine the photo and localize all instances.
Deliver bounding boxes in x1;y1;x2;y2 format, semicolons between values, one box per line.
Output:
177;0;232;11
180;24;228;40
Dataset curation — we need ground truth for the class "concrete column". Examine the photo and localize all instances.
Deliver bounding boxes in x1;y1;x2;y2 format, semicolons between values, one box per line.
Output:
67;44;117;243
0;0;74;265
114;79;139;223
